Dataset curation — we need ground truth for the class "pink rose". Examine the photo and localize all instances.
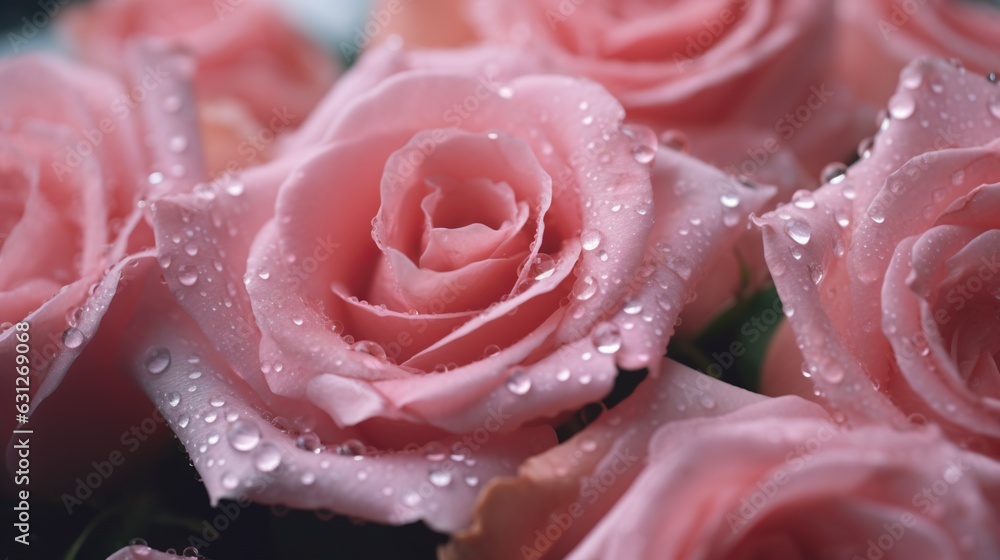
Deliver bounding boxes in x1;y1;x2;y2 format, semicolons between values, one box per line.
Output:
129;56;771;530
0;55;161;491
760;58;1000;456
370;0;478;48
443;359;1000;559
835;0;1000;108
470;0;868;193
61;0;339;174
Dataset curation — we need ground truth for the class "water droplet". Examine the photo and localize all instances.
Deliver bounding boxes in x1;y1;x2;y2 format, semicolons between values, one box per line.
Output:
336;439;367;456
184;243;199;257
900;65;923;89
62;327;85;349
227;420;261;451
581;115;594;125
144;348;171;374
148;171;165;185
556;367;571;382
574;275;598;301
857;137;874;159
464;475;479;487
352;340;387;361
253;443;282;472
225;179;245;196
841;184;856;200
210;395;225;407
822;363;845;384
666;256;692;280
529;254;556;281
699;394;716;409
429;469;452;487
821;162;847;184
592;322;622;354
423;442;446;461
989;96;1000;120
300;471;316;485
720;193;740;208
506;367;532;395
221;472;239;490
178;415;190;428
810;263;825;285
581;229;602;251
177;265;198;286
579;373;592;385
623;300;642;315
632;144;655;164
129;539;152;557
659;130;689;152
580;439;597;452
869;207;886;224
498;86;514;99
257;270;270;280
784;220;811;245
791;190;816;209
169;136;188;153
888;92;916;119
296;432;324;453
167;392;181;407
835;209;850;228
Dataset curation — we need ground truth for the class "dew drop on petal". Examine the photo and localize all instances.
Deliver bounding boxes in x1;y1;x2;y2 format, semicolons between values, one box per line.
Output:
791;190;816;209
144;348;171;375
659;130;689;152
989;95;1000;120
900;65;923;89
784;220;812;245
167;392;181;407
574;276;598;301
822;363;845;384
227;420;261;451
720;192;740;208
592;322;622;354
506;367;532;395
632;144;655;164
169;136;188;153
888;92;916;120
581;230;602;251
429;469;452;487
177;265;199;286
62;327;85;349
821;162;847;185
221;472;239;490
530;254;557;281
253;443;282;472
337;438;367;456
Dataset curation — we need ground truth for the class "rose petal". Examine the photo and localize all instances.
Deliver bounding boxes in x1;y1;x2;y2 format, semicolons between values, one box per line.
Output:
123;273;555;532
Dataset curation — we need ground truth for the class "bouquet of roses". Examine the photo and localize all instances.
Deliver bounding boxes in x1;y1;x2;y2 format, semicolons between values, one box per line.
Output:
2;0;1000;558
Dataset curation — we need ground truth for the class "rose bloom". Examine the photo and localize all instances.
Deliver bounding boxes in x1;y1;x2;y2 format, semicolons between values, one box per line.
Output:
129;47;772;531
760;57;1000;456
835;0;1000;108
467;0;871;193
0;55;160;492
60;0;339;175
442;359;1000;560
